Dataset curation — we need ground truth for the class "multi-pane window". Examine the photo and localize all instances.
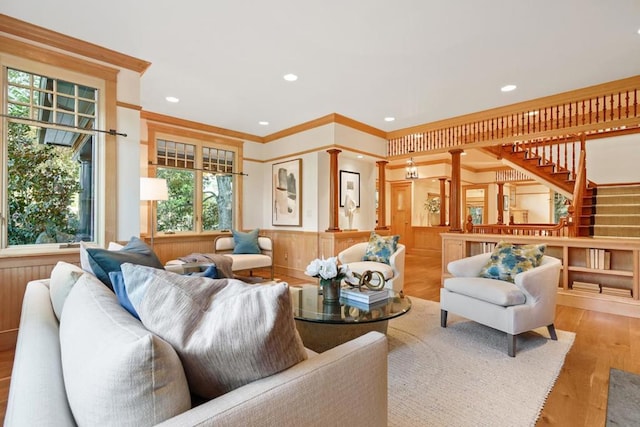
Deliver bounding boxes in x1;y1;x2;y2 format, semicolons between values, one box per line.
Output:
155;138;234;233
3;67;98;247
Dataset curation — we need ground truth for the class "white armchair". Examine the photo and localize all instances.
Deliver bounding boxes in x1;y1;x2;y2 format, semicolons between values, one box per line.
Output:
338;242;405;293
440;252;562;357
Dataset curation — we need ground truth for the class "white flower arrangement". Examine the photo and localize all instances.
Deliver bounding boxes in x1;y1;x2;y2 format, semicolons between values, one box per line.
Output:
305;257;352;282
424;197;440;214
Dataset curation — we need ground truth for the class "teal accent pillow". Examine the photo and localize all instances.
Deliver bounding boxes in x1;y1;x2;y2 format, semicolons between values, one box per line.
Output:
362;232;400;264
479;241;546;283
86;236;164;290
232;228;260;254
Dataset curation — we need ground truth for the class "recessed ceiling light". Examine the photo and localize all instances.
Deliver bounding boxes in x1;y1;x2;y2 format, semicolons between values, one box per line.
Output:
258;121;269;125
356;155;364;159
528;111;539;116
384;117;395;122
283;73;298;82
165;96;180;103
637;28;640;35
461;152;467;156
501;84;517;92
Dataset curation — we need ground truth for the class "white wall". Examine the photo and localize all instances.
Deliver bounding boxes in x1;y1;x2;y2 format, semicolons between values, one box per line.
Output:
515;184;551;223
115;69;143;240
587;134;640;184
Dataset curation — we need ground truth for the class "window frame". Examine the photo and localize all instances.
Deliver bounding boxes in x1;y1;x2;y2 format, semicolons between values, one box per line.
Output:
0;54;108;254
146;124;243;237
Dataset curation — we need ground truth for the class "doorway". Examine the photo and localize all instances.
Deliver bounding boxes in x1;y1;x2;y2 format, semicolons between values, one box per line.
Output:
391;182;412;247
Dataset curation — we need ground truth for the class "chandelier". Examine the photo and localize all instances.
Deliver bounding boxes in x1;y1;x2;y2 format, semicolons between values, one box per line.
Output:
405;157;418;179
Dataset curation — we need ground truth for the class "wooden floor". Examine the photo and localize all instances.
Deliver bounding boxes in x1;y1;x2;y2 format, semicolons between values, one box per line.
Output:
0;253;637;425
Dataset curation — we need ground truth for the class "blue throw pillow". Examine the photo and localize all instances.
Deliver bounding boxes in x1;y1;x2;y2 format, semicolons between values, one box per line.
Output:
232;228;260;254
108;271;140;319
86;236;164;290
188;265;219;279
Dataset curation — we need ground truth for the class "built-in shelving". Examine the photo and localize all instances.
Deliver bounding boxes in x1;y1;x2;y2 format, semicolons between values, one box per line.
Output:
441;233;640;318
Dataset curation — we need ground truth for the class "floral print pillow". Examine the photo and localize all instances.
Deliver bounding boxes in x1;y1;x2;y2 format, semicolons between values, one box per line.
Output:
479;241;546;282
362;232;400;264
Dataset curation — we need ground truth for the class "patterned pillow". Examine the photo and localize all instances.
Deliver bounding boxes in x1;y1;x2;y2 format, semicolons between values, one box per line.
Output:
479;241;546;283
362;232;400;264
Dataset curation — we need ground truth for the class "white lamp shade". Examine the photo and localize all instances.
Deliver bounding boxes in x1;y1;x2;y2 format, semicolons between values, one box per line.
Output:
140;177;169;201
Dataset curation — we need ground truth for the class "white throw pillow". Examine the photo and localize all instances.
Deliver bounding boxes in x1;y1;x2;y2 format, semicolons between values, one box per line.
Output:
121;263;308;399
49;261;85;320
59;274;191;426
79;241;125;275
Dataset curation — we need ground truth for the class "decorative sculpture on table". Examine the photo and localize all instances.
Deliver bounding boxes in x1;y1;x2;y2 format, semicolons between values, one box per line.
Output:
344;193;357;230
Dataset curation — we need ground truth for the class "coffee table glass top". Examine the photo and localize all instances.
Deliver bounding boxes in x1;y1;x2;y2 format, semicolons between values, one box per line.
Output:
291;285;411;324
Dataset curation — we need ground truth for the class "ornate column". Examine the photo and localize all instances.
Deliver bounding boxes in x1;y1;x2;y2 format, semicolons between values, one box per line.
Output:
375;160;389;230
496;182;505;224
439;177;447;226
449;149;463;232
326;149;342;232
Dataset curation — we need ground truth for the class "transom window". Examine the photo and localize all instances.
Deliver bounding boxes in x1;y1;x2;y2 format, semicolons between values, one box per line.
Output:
154;137;235;233
3;67;99;247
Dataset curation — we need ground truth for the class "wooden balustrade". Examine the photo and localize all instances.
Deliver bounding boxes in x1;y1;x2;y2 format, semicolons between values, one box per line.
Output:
465;216;569;237
387;76;640;157
509;134;585;180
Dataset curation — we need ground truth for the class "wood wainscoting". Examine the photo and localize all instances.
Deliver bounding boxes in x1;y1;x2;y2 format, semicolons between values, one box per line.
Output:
0;251;80;351
410;226;449;256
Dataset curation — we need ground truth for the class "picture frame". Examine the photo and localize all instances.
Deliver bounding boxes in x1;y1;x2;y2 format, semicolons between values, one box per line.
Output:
272;159;302;226
503;195;509;211
340;170;360;208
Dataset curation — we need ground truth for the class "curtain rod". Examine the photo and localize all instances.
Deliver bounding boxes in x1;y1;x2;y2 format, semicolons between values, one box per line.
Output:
0;114;128;137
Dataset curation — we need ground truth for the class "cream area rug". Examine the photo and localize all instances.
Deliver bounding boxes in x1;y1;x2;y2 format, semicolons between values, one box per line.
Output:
387;297;575;427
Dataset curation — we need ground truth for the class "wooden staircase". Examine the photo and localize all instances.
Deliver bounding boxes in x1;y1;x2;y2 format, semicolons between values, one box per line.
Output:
592;185;640;238
485;140;595;236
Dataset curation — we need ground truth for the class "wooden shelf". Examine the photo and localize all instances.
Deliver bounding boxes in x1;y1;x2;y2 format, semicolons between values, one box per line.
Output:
567;266;633;277
441;233;640;318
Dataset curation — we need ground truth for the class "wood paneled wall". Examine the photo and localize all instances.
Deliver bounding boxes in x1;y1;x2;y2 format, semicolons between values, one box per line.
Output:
0;252;80;350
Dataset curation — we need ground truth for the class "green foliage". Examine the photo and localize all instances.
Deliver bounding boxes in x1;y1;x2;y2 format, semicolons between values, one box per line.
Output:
157;169;195;231
553;192;568;223
7;122;80;245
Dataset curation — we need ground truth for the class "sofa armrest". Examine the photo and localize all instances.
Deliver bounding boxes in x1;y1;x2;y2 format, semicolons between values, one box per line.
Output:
157;331;388;427
5;280;76;427
515;256;562;304
447;252;491;277
338;242;368;264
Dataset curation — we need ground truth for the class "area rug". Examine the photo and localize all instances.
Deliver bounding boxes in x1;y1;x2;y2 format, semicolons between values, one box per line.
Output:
387;297;575;427
606;368;640;426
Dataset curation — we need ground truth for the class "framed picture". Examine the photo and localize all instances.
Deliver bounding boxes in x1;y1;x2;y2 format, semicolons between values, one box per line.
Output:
272;159;302;226
503;195;509;211
340;170;360;208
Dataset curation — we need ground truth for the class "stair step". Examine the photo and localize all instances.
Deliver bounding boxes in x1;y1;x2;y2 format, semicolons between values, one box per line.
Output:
596;194;640;205
596;185;640;196
596;205;640;215
593;225;640;238
593;215;640;226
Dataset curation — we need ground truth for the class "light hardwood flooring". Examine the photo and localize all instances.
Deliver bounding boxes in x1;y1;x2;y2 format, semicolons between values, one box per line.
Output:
0;252;636;426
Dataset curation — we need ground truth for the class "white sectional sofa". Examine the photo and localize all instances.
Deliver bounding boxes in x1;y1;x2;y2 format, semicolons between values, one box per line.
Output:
5;268;388;426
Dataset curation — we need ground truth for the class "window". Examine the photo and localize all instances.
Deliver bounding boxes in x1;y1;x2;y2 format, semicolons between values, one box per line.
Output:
153;136;236;233
3;67;99;247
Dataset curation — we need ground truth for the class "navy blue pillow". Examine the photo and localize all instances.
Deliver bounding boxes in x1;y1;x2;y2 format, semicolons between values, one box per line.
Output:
232;228;260;254
188;265;219;279
86;236;163;290
108;271;140;319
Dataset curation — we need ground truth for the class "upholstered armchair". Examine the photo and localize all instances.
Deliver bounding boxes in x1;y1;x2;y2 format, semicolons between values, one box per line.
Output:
440;251;562;357
338;242;405;293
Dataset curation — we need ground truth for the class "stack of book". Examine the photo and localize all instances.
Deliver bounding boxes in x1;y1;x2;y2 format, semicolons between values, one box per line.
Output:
586;249;611;270
341;288;390;305
571;281;601;293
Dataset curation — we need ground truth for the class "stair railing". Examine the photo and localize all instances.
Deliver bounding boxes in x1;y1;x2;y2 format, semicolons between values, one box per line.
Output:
511;134;584;180
567;134;588;237
465;216;569;237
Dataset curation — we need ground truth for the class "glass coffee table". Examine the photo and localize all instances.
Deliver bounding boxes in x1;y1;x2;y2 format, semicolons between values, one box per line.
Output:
290;285;411;352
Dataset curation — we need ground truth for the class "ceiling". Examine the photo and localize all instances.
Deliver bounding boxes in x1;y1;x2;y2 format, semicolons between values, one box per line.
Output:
2;1;640;146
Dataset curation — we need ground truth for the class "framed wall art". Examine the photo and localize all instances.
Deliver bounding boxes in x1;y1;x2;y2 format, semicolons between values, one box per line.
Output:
272;159;302;226
339;170;360;208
